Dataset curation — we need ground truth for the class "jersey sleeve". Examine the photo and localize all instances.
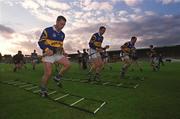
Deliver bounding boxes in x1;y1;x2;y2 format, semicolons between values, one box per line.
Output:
122;42;129;48
89;35;97;49
121;42;131;53
38;29;48;51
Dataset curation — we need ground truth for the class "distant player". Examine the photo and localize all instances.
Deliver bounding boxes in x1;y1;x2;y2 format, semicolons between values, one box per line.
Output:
82;49;89;70
13;51;25;72
101;49;112;70
88;26;109;82
158;53;164;67
38;15;71;97
149;45;159;71
148;45;159;71
120;36;137;78
31;50;38;70
77;50;82;69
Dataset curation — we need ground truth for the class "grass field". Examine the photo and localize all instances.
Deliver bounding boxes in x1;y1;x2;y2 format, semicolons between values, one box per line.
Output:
0;61;180;119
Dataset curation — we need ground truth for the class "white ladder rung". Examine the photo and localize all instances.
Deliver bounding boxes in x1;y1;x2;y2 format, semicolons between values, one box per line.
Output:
33;89;41;93
26;86;38;90
7;81;19;84
133;84;139;89
103;82;110;85
54;94;69;101
12;81;24;85
48;91;57;95
94;102;106;114
19;84;33;88
14;82;27;86
70;98;84;106
117;83;122;86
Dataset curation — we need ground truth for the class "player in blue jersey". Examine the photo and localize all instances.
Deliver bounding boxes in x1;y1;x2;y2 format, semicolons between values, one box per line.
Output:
120;36;137;78
38;16;71;97
88;26;109;82
31;50;38;70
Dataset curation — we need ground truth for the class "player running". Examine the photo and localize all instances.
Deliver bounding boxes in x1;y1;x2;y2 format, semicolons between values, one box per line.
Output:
38;16;71;97
88;26;109;82
148;45;159;71
13;51;25;72
31;50;38;70
120;36;137;78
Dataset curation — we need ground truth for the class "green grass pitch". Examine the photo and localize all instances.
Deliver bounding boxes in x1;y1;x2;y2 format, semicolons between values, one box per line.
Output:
0;61;180;119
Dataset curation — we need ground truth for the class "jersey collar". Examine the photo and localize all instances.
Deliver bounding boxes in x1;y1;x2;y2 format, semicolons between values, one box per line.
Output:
98;32;102;37
53;25;61;33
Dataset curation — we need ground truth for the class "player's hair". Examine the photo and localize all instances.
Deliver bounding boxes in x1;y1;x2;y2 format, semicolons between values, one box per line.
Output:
131;36;137;40
83;49;86;52
57;16;66;22
18;51;22;54
99;26;106;30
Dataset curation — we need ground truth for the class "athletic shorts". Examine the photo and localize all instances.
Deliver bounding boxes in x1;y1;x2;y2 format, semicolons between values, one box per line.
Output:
121;53;130;61
42;54;65;63
89;48;101;59
103;58;108;63
32;59;38;63
151;57;158;64
14;60;22;64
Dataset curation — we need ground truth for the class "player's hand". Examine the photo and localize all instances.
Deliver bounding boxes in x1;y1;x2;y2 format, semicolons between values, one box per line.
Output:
96;48;103;52
122;48;130;53
105;45;110;49
44;48;53;56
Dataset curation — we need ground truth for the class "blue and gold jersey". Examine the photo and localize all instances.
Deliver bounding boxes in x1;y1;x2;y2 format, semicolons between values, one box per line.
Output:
38;26;65;53
121;41;135;53
89;33;104;49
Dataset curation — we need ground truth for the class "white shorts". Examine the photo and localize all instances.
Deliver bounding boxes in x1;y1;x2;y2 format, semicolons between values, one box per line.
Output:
42;54;65;63
32;59;38;63
151;57;158;64
121;54;130;61
103;57;108;63
89;48;101;59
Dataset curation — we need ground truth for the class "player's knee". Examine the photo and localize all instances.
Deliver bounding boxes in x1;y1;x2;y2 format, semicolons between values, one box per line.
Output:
100;61;104;67
45;70;52;78
65;62;71;69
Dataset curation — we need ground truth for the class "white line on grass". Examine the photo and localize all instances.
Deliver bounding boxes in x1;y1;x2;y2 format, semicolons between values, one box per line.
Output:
94;102;106;114
103;82;110;85
54;94;69;101
70;98;84;106
14;82;27;86
26;86;38;90
7;81;19;84
19;84;33;88
133;84;139;89
117;83;123;86
33;89;41;93
48;91;57;95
